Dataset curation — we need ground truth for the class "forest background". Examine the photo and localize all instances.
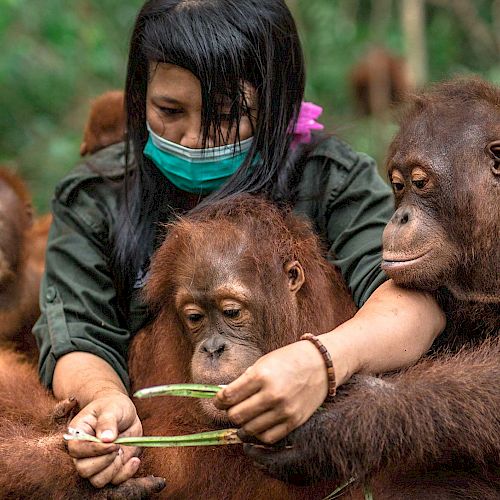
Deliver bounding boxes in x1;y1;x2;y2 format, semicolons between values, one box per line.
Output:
1;0;500;212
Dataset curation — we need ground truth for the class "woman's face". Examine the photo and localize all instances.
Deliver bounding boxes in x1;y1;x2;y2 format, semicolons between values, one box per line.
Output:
146;63;256;148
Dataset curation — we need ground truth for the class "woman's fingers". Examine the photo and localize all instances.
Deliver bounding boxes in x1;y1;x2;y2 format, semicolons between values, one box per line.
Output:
110;457;142;485
67;440;119;459
88;450;128;489
73;451;119;479
215;365;263;409
255;421;295;444
67;407;120;458
73;446;141;486
240;409;288;437
225;392;275;426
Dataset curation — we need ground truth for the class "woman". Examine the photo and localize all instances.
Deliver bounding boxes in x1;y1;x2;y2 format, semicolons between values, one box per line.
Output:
33;0;445;489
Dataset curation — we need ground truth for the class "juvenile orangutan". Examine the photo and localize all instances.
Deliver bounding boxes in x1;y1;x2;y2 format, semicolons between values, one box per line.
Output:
0;168;51;358
129;196;357;499
247;78;500;500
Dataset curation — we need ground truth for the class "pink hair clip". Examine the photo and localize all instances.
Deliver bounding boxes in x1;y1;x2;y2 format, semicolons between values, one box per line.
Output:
290;101;325;149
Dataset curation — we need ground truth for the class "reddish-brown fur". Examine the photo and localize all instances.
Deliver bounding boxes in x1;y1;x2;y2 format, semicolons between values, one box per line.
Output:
350;46;412;116
0;349;164;499
0;196;356;498
0;168;51;358
80;90;126;156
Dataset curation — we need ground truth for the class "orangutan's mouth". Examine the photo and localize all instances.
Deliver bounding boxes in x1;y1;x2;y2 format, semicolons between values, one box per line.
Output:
198;399;233;426
381;250;432;270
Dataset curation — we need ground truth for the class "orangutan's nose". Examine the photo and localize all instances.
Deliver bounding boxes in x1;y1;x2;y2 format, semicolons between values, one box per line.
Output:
201;336;227;359
391;206;412;226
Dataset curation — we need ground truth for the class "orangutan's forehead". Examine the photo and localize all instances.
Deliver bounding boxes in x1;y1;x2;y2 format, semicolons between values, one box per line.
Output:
174;281;252;308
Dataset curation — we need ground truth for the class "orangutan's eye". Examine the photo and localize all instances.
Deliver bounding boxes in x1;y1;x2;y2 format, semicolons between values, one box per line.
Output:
392;182;405;193
412;179;427;190
187;313;204;323
223;309;240;319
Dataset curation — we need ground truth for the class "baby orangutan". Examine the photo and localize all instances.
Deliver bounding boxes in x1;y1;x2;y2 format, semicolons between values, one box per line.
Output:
129;196;357;498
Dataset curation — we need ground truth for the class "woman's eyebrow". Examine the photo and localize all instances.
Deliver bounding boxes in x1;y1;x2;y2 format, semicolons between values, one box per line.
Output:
153;95;184;106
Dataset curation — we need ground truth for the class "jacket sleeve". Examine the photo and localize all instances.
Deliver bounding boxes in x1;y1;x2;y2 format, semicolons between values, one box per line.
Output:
33;186;131;390
323;150;394;307
295;137;394;307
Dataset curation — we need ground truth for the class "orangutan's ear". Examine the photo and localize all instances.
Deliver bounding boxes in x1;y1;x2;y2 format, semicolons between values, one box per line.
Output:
487;140;500;175
285;260;305;294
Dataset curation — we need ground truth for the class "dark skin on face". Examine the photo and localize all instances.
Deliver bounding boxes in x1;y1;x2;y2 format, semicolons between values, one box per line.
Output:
381;122;456;291
172;248;306;424
382;97;500;301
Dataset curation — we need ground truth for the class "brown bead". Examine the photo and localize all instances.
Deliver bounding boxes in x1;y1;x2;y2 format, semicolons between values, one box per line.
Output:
300;333;337;401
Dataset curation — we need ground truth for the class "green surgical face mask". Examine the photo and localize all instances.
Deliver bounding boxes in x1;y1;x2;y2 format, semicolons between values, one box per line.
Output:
143;124;254;194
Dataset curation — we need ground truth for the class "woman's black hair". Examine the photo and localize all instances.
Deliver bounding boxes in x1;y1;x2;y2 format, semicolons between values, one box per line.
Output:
112;0;306;307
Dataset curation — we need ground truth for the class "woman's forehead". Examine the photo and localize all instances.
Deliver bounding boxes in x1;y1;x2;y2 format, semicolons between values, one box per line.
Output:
147;62;257;108
147;63;201;103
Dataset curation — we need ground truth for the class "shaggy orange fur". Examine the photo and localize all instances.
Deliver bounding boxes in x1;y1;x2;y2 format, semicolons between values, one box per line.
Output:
129;197;357;499
0;168;51;358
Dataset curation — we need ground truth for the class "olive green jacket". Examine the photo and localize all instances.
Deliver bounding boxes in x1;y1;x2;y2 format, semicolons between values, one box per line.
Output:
33;138;394;389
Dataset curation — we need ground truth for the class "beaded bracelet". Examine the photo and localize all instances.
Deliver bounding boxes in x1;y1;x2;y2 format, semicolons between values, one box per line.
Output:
300;333;337;401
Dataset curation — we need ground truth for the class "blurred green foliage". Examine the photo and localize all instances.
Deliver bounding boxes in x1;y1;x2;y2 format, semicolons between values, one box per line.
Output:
1;0;499;212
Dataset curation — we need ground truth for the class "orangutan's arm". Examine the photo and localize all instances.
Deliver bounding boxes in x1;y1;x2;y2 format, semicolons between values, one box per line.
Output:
243;337;500;484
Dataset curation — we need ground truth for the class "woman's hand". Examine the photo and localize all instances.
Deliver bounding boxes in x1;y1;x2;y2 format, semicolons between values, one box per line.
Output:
66;391;142;488
214;340;334;444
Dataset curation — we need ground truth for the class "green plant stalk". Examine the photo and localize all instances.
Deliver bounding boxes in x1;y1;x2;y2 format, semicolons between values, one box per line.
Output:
363;485;374;500
115;429;241;447
134;383;224;399
322;477;357;500
64;428;242;448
